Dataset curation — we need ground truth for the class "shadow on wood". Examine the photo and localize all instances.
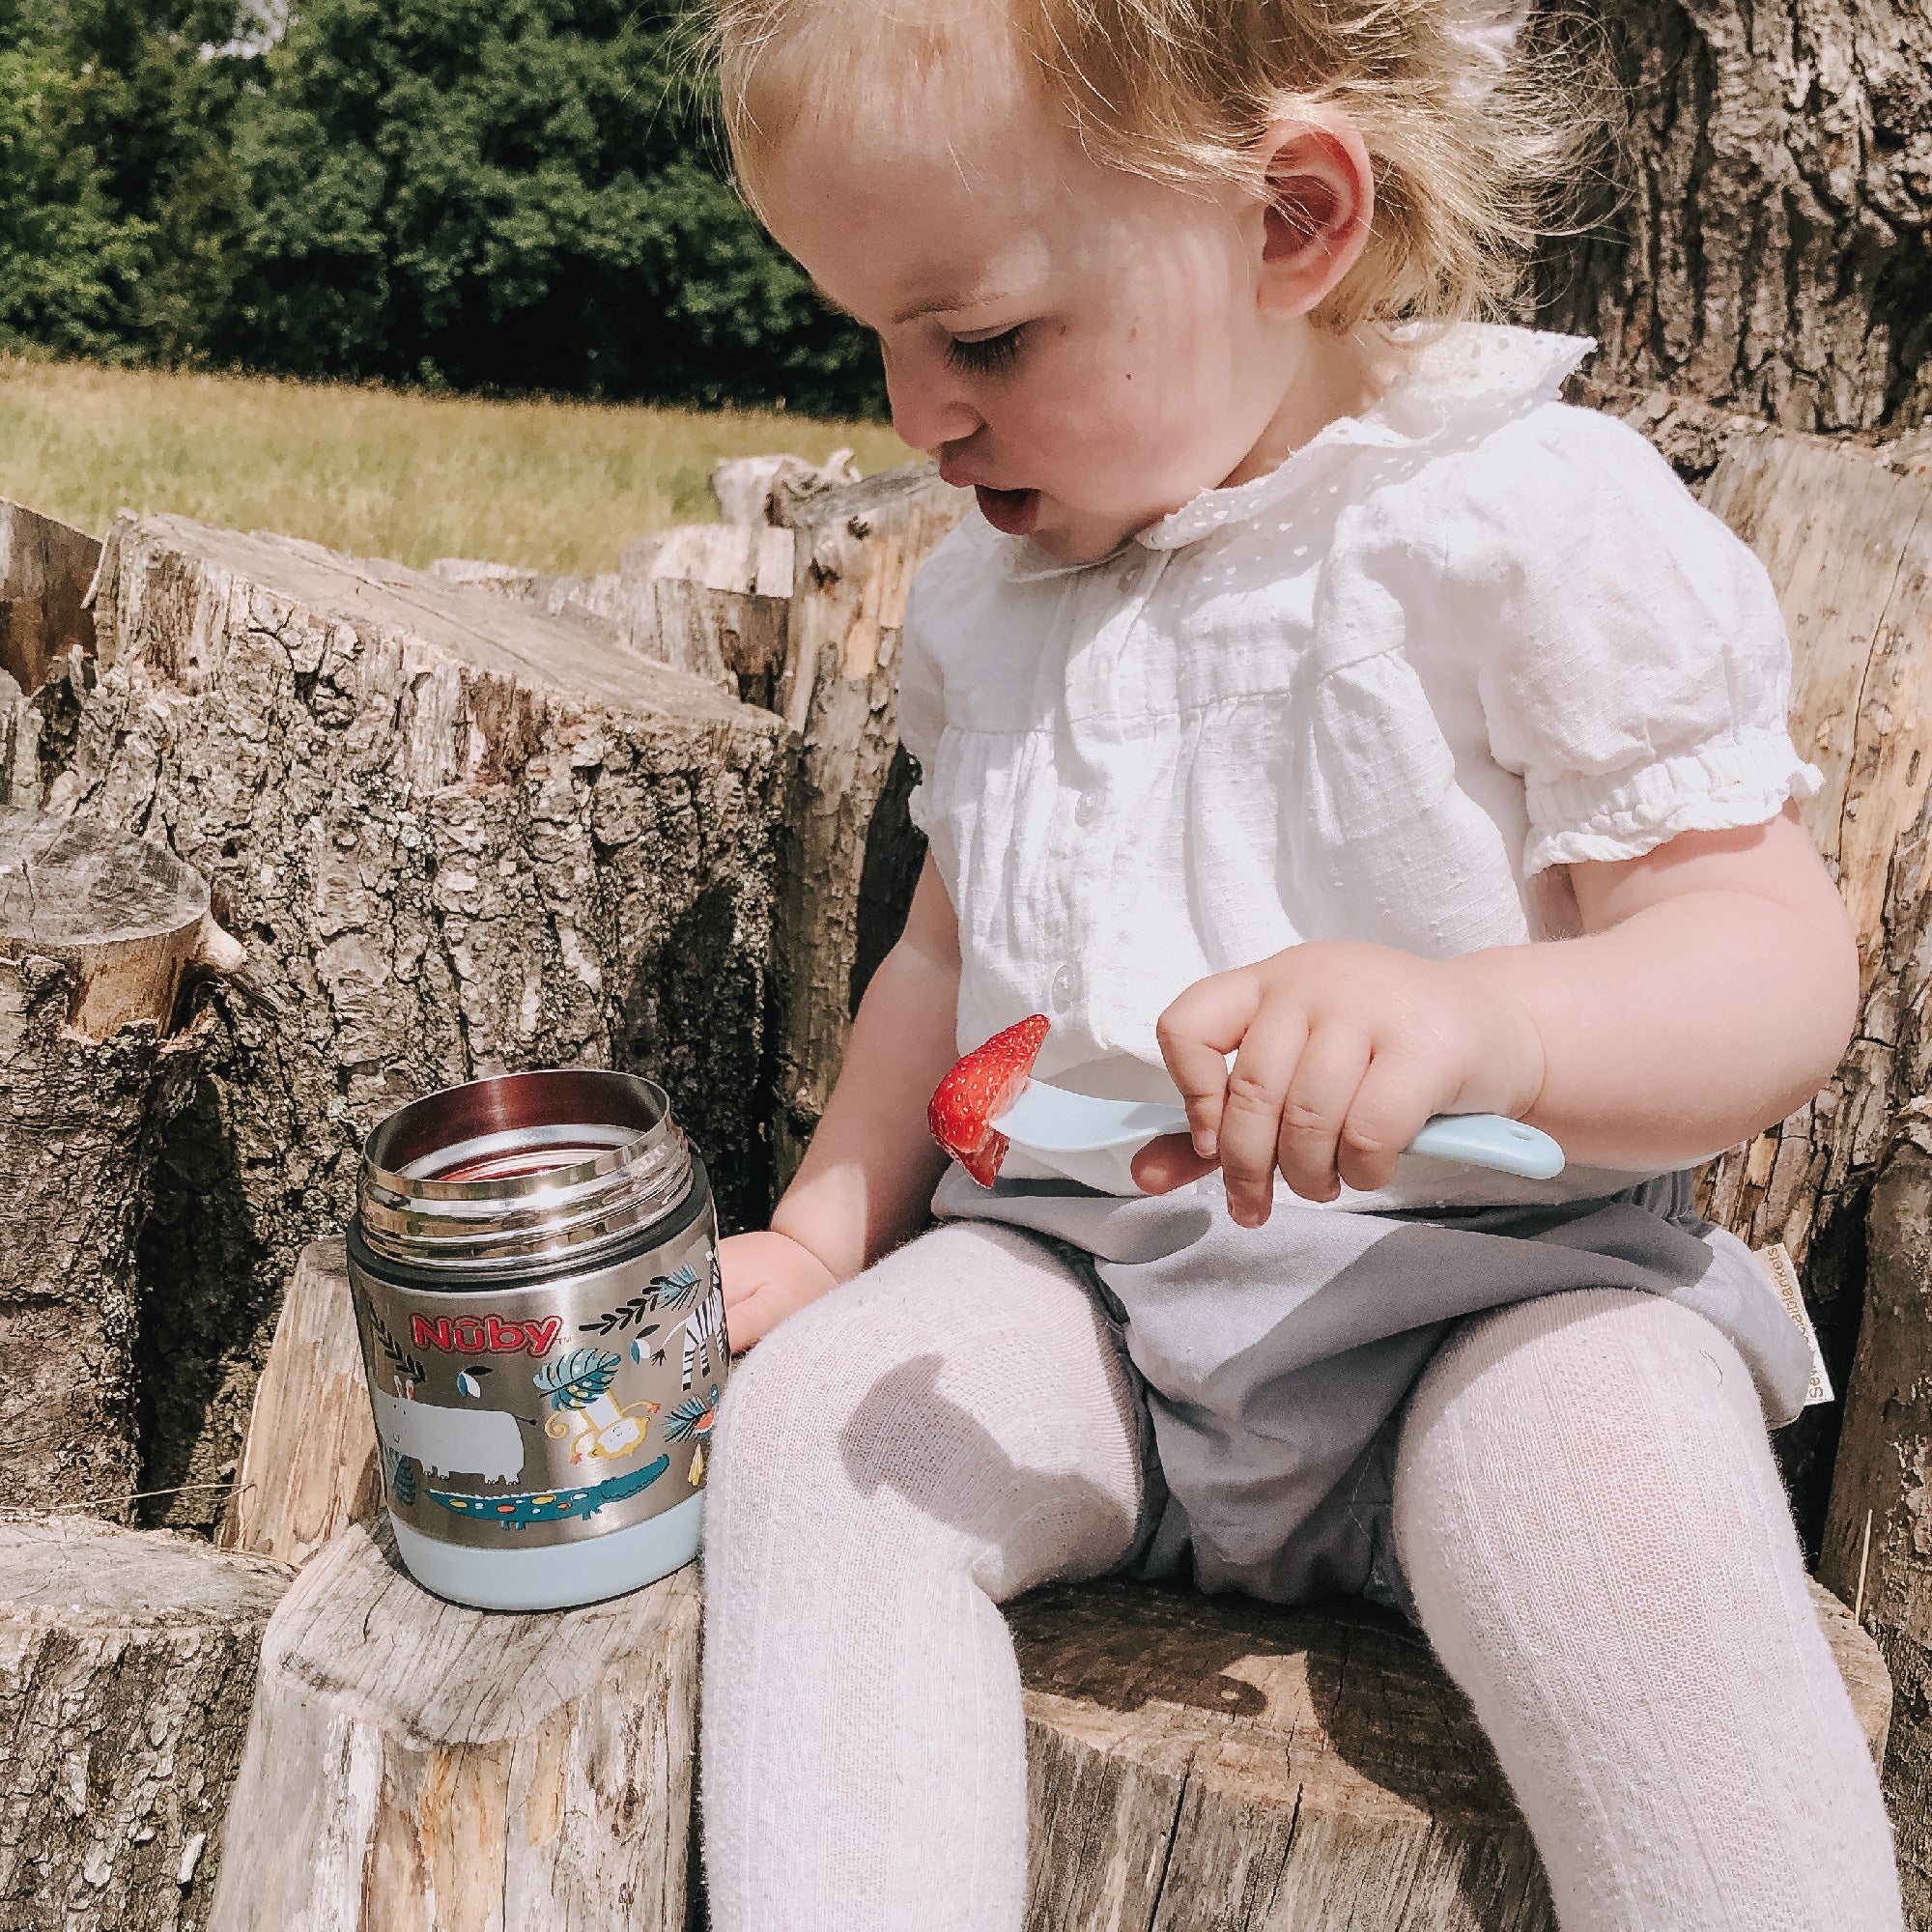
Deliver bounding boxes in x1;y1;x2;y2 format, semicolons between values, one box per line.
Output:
1013;1573;1888;1932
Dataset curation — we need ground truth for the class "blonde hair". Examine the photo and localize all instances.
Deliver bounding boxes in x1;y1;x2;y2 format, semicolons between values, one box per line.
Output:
709;0;1602;334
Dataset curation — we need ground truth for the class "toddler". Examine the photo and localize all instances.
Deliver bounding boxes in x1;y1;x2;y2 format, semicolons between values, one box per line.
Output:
698;0;1903;1925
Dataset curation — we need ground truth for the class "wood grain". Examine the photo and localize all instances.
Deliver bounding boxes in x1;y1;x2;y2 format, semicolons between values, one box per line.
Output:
1014;1575;1888;1931
208;1519;699;1932
0;496;99;698
0;1515;288;1930
1821;1146;1932;1922
0;808;215;1037
215;1237;381;1569
767;462;971;1189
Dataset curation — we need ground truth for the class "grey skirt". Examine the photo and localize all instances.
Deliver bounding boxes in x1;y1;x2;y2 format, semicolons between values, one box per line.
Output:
929;1166;1812;1611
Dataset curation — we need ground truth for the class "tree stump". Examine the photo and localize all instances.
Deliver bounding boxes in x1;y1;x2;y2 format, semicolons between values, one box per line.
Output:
215;1237;381;1570
0;1515;288;1932
617;523;796;710
38;515;786;1530
1821;1146;1932;1926
1014;1575;1889;1932
432;527;795;711
767;462;970;1188
0;497;99;699
0;810;236;1516
709;449;860;528
1690;435;1932;1535
208;1518;700;1932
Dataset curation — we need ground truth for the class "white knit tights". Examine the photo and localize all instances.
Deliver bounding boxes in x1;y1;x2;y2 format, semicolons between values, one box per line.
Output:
700;1224;1900;1931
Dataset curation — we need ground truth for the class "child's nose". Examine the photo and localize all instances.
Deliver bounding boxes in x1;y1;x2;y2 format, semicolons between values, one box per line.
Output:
884;352;982;454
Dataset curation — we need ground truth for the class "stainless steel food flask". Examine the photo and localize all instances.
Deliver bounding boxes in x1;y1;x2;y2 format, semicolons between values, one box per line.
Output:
346;1068;725;1610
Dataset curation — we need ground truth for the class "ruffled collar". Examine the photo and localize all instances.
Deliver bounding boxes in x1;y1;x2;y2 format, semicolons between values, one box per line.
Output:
976;323;1594;581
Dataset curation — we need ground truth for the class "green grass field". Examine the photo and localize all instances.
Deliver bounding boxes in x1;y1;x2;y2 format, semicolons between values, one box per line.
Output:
0;356;907;576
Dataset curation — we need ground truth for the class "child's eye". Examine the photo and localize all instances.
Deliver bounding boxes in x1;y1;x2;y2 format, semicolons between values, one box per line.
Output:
945;327;1025;377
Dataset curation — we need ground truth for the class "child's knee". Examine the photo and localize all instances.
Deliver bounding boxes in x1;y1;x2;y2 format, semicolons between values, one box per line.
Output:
1392;1288;1771;1578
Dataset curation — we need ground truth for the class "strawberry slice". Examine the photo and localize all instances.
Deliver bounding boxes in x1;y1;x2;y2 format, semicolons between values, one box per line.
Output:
928;1014;1050;1187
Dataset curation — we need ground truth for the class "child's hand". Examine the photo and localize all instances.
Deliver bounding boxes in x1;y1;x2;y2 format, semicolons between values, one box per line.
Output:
1130;941;1544;1224
719;1230;839;1351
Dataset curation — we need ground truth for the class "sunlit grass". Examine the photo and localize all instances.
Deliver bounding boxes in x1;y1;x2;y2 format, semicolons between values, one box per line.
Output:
0;356;907;574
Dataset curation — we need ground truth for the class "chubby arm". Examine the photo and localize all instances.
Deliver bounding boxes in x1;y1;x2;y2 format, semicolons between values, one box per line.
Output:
721;856;960;1347
1135;805;1859;1223
1468;805;1858;1166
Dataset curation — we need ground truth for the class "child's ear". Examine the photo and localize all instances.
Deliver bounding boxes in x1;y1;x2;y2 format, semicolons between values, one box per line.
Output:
1253;115;1376;319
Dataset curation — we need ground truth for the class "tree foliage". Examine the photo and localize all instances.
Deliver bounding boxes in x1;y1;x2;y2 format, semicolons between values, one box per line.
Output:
0;0;885;413
0;4;148;354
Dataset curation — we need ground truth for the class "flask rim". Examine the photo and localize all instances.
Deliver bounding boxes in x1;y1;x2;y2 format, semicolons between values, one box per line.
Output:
356;1068;694;1269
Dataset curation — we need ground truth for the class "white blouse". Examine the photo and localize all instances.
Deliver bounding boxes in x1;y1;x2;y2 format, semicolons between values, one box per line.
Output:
898;324;1822;1205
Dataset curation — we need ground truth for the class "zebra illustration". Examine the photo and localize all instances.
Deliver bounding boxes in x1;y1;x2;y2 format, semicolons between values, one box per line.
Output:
678;1293;726;1391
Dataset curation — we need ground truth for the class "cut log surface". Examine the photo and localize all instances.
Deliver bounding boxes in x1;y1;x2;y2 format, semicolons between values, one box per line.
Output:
216;1236;380;1569
209;1518;700;1932
433;529;794;708
0;811;219;1515
0;497;99;697
1;808;219;1037
1012;1574;1889;1932
768;463;971;1188
1821;1145;1932;1925
0;1515;288;1932
40;515;784;1529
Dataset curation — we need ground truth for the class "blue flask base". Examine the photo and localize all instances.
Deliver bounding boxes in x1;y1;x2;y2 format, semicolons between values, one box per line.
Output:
390;1491;704;1610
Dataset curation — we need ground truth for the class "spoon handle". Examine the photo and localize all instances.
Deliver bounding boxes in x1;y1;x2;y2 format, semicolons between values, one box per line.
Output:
1406;1114;1564;1180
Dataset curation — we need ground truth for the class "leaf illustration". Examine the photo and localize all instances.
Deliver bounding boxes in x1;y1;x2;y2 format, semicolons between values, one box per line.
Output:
532;1347;621;1411
367;1307;426;1382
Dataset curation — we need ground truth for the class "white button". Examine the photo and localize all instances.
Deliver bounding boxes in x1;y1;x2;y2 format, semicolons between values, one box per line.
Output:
1049;962;1077;1011
1073;788;1101;826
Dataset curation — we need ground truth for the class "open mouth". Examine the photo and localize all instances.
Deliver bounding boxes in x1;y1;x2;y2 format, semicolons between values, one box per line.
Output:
974;485;1041;536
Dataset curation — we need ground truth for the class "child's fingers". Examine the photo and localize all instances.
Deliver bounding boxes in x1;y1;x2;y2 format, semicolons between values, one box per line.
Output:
1334;1048;1440;1195
1154;970;1265;1157
1273;1023;1373;1204
1215;1004;1313;1226
1129;1131;1217;1194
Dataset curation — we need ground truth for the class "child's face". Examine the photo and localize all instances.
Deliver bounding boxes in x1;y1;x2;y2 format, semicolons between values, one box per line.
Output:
755;73;1356;564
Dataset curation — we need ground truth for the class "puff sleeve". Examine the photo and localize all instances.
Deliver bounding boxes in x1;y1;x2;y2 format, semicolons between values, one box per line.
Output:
1459;406;1821;876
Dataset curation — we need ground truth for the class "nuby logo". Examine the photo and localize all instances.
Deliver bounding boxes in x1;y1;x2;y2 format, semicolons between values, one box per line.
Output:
409;1314;564;1357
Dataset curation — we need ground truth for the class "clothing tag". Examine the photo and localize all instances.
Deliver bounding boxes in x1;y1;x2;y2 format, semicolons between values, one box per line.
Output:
1754;1241;1834;1406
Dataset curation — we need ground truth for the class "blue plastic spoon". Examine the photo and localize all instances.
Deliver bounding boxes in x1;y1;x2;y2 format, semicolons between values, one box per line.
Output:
991;1084;1564;1181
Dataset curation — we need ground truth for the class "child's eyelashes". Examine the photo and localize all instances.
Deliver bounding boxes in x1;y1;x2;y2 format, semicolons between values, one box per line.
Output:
945;327;1026;377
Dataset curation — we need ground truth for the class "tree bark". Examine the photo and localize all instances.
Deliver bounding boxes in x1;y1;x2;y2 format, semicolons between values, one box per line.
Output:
1014;1576;1887;1932
0;497;98;701
0;811;229;1517
215;1237;381;1571
37;516;785;1531
0;1516;288;1931
1820;1146;1932;1928
1541;0;1932;433
767;462;970;1190
208;1518;699;1932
